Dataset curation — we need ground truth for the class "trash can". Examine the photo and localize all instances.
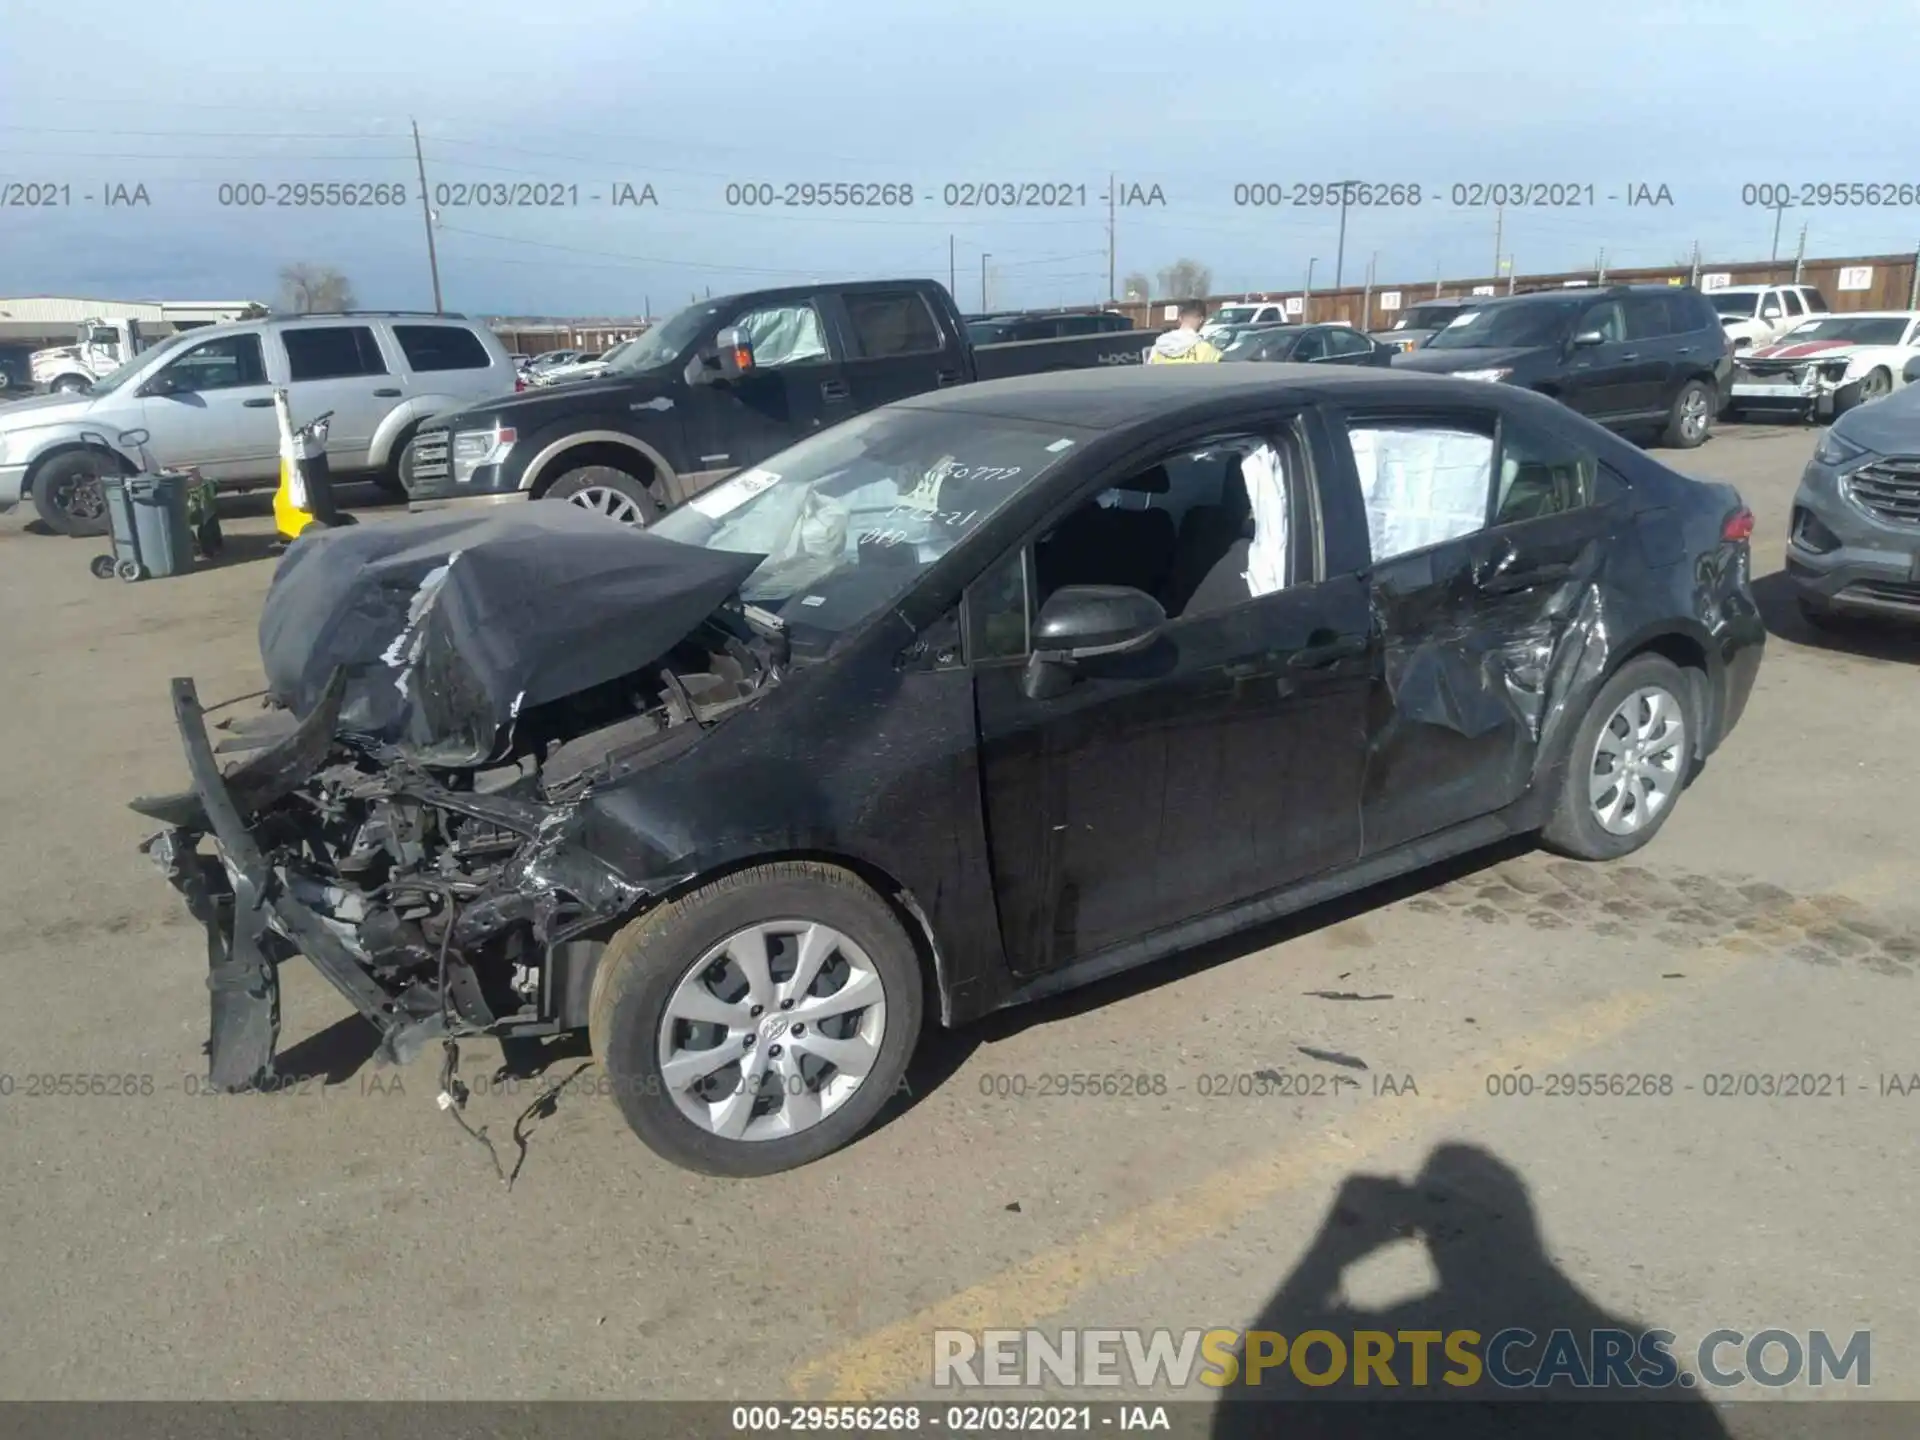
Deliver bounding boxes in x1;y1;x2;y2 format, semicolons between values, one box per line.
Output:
99;470;194;581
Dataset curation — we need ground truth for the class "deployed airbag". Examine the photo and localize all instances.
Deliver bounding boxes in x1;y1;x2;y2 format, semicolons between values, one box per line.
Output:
258;504;764;765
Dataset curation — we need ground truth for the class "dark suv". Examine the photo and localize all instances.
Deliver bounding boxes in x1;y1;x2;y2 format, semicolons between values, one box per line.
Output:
1392;285;1732;448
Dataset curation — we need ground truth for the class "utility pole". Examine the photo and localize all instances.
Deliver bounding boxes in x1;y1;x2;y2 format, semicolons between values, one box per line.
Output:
1909;240;1920;310
1107;172;1117;303
1492;204;1504;285
1334;183;1352;289
1304;257;1317;323
981;252;991;312
410;118;444;314
1688;240;1701;289
1596;248;1607;285
1792;225;1807;283
949;234;956;298
1434;261;1443;298
1769;203;1788;281
1361;251;1376;330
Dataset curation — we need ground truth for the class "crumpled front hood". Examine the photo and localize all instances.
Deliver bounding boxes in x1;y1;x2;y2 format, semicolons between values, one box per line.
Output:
258;504;765;766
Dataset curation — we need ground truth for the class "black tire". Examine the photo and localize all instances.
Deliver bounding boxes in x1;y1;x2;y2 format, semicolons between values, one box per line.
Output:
1540;654;1696;862
52;375;88;394
30;450;115;537
1661;379;1714;448
375;431;418;496
543;464;665;526
589;861;924;1177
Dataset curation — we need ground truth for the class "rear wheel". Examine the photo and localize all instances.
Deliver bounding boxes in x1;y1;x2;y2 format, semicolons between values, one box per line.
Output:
1661;379;1714;448
544;464;665;526
52;375;88;395
30;450;114;537
589;862;923;1176
1541;655;1694;861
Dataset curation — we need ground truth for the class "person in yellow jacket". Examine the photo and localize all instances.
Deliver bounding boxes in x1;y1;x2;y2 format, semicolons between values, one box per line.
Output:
1146;300;1223;363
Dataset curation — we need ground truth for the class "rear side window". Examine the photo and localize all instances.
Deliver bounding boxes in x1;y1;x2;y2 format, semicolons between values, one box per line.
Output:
1623;294;1678;341
844;290;946;358
282;325;388;380
393;324;493;372
1493;416;1597;525
1342;416;1495;562
1804;290;1831;312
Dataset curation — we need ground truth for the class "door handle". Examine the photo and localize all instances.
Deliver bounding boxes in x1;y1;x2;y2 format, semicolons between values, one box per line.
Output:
1287;635;1368;669
1618;351;1640;359
372;387;402;397
242;398;274;408
935;369;962;386
820;379;851;401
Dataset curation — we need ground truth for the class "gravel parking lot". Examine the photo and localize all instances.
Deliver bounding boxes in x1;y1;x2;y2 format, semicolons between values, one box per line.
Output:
0;428;1915;1420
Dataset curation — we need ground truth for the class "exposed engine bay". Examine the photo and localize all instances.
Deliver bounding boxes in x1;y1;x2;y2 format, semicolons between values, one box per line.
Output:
134;506;783;1092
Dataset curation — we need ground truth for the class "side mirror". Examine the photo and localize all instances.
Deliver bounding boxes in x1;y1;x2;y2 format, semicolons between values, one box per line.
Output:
1570;330;1606;348
1033;584;1165;659
714;326;755;379
1761;307;1783;321
141;370;185;397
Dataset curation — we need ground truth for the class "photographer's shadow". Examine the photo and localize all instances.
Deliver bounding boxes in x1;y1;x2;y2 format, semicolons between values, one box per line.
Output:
1211;1142;1732;1439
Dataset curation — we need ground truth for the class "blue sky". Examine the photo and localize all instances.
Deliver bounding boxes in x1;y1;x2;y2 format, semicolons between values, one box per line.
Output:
3;0;1917;317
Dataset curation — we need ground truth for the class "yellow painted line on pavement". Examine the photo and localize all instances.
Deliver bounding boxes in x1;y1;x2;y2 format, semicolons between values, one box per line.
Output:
788;863;1897;1400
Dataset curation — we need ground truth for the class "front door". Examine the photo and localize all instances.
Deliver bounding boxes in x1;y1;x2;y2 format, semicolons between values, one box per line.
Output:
970;428;1371;977
1561;297;1662;421
137;332;280;481
683;299;846;483
1337;408;1623;853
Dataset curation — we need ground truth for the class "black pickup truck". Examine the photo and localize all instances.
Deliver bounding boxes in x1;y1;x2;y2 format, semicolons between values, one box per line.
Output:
403;278;1156;523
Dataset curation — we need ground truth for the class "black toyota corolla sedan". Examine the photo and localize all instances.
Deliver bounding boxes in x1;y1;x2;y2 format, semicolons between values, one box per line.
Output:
134;365;1765;1176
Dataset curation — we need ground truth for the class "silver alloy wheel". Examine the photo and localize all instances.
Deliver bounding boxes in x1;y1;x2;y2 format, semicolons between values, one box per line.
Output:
566;484;648;525
1679;386;1710;441
1589;685;1687;836
656;919;888;1142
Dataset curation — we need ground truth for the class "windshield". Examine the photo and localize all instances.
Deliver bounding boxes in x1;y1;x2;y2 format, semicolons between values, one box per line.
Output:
650;407;1086;640
1424;300;1579;350
1709;292;1761;318
611;302;721;373
1205;306;1260;328
1402;304;1470;330
1772;316;1913;347
85;332;190;396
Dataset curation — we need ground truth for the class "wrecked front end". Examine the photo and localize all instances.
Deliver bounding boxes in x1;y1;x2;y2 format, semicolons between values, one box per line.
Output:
1730;350;1862;416
134;507;778;1091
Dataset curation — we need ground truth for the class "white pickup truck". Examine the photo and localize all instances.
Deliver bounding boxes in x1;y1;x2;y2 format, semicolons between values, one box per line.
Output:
1706;284;1831;354
28;318;155;393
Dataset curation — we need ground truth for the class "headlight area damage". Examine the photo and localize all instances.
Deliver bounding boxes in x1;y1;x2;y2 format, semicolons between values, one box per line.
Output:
131;506;777;1093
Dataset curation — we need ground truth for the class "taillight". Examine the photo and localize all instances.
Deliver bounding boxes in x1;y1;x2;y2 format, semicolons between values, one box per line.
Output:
1721;507;1755;542
515;374;528;392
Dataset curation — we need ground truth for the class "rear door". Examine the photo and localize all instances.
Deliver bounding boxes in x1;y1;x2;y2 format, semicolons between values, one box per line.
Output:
1621;294;1681;412
681;297;840;479
275;323;400;471
1331;403;1622;853
828;287;963;412
136;331;281;480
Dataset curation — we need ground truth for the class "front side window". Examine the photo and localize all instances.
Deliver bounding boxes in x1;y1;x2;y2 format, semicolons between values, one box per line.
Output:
1579;301;1627;344
1493;417;1597;525
1292;330;1327;361
734;303;830;367
282;325;388;380
159;334;267;392
1344;418;1494;562
1323;328;1373;357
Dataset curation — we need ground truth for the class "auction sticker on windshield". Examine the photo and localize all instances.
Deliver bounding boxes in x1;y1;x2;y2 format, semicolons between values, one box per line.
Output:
689;467;780;519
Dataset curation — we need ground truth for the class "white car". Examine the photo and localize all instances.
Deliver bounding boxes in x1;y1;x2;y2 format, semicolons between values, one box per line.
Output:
1726;310;1920;421
531;338;637;386
1707;284;1831;354
1201;301;1290;342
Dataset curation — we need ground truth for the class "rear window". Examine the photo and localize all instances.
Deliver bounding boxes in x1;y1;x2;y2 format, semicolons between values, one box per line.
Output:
844;290;946;358
282;325;388;380
393;324;494;372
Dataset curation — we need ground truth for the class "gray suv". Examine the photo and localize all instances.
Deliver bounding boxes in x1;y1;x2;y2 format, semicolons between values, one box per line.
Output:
1787;373;1920;628
0;311;520;535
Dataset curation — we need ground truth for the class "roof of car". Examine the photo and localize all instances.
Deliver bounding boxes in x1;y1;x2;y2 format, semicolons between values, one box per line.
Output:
1715;283;1818;294
892;363;1495;430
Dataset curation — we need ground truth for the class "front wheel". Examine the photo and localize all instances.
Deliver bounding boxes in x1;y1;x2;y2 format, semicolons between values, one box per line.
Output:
1662;379;1714;448
589;862;924;1176
544;464;665;526
1541;655;1695;861
30;451;114;537
52;375;88;395
1833;367;1892;417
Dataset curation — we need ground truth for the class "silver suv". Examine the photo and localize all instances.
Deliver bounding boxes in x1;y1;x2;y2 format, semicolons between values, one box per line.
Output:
0;311;520;535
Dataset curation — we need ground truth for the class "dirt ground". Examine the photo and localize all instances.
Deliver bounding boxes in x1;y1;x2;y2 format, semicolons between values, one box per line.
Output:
0;429;1915;1424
